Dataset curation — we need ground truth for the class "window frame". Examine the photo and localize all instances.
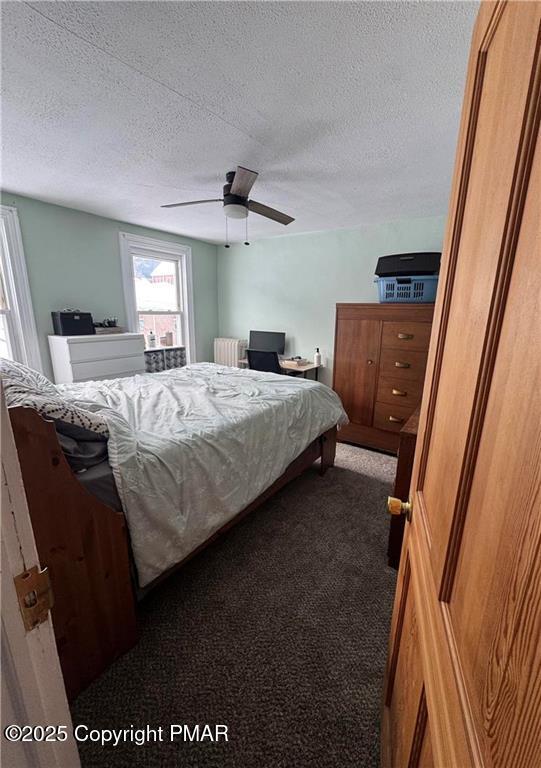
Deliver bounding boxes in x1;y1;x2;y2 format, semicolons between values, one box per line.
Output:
119;232;196;363
0;205;42;371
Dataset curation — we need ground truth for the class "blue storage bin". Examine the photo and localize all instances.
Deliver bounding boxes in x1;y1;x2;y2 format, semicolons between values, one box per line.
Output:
375;275;438;303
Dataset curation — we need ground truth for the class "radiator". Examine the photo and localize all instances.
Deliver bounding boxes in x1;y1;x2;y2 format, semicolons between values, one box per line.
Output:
213;338;247;367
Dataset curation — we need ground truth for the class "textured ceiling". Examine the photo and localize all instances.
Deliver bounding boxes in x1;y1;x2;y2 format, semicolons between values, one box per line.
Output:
1;1;478;243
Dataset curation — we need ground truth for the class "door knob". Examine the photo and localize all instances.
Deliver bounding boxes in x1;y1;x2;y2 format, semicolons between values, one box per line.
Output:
387;496;412;520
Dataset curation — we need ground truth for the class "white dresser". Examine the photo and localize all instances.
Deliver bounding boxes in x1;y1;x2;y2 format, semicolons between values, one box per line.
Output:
48;333;145;384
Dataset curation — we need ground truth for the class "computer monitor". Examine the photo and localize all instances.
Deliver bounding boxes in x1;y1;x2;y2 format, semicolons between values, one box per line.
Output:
249;330;286;355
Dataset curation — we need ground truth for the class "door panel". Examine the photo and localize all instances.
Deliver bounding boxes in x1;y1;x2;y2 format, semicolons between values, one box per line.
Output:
417;725;434;768
333;318;380;424
449;130;541;766
382;3;541;766
421;1;541;585
386;556;425;768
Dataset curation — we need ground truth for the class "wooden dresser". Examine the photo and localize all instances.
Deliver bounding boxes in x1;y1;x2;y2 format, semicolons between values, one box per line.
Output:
333;303;434;453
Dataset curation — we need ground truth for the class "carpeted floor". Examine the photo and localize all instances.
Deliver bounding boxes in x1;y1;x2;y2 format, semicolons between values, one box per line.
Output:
71;443;397;768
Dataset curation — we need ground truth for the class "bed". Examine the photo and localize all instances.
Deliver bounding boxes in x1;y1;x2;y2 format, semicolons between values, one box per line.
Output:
3;360;347;698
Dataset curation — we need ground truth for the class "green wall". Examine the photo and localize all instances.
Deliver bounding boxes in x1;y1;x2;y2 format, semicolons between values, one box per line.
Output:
2;190;445;387
218;216;445;385
1;192;218;379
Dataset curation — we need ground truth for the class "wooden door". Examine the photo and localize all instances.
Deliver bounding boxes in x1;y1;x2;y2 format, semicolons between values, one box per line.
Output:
382;2;541;766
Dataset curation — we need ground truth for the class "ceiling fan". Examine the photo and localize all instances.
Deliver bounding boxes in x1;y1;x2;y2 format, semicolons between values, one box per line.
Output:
161;167;294;226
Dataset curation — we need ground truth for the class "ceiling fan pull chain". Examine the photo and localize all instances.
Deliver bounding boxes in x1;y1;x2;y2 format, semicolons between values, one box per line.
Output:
224;217;230;248
244;216;249;246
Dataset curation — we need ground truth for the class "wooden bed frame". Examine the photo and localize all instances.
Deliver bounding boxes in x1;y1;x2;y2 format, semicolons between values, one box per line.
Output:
9;405;337;700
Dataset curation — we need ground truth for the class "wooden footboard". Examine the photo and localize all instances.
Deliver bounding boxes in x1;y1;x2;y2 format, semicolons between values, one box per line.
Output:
8;406;137;701
9;407;337;697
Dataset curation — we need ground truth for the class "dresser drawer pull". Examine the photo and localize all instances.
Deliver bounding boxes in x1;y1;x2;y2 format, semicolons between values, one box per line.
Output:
397;332;414;340
394;361;411;369
392;388;407;397
388;416;404;423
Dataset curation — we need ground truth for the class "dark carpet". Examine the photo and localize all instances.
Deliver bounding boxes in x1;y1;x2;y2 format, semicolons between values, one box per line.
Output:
71;444;397;768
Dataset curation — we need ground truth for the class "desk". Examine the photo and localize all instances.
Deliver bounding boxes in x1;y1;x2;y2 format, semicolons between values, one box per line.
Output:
239;359;320;380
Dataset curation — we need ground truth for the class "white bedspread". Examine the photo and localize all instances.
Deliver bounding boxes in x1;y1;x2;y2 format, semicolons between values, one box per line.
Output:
58;363;347;587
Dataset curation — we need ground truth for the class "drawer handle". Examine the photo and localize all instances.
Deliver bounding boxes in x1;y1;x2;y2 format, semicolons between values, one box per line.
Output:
394;361;411;369
388;416;404;423
397;332;414;340
392;388;407;397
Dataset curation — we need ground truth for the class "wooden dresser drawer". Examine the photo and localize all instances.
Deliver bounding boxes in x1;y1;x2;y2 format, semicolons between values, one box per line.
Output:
381;321;431;351
373;401;416;433
380;348;428;382
376;376;424;407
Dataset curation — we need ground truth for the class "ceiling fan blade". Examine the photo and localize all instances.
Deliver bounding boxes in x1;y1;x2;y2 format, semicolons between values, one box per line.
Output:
248;200;294;225
230;166;258;198
161;199;223;209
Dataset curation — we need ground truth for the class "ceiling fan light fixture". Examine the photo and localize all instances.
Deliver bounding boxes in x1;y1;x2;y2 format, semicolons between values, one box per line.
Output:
224;203;248;219
161;167;294;226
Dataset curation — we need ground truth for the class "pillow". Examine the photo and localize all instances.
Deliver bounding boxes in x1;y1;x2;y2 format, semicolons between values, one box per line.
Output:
1;358;57;396
1;358;109;438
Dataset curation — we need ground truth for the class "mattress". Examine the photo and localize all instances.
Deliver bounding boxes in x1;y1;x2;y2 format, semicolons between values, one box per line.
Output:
58;363;348;587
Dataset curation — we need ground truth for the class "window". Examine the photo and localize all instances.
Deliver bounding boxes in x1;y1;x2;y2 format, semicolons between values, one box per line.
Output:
0;206;41;370
119;233;195;362
133;255;182;346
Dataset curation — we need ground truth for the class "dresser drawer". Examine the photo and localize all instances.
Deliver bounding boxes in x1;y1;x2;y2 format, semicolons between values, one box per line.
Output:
376;377;424;407
381;321;431;352
373;401;416;433
380;348;428;382
71;356;145;382
68;336;145;363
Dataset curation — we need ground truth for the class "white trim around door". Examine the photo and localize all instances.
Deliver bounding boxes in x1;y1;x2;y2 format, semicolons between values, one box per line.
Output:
119;232;196;363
